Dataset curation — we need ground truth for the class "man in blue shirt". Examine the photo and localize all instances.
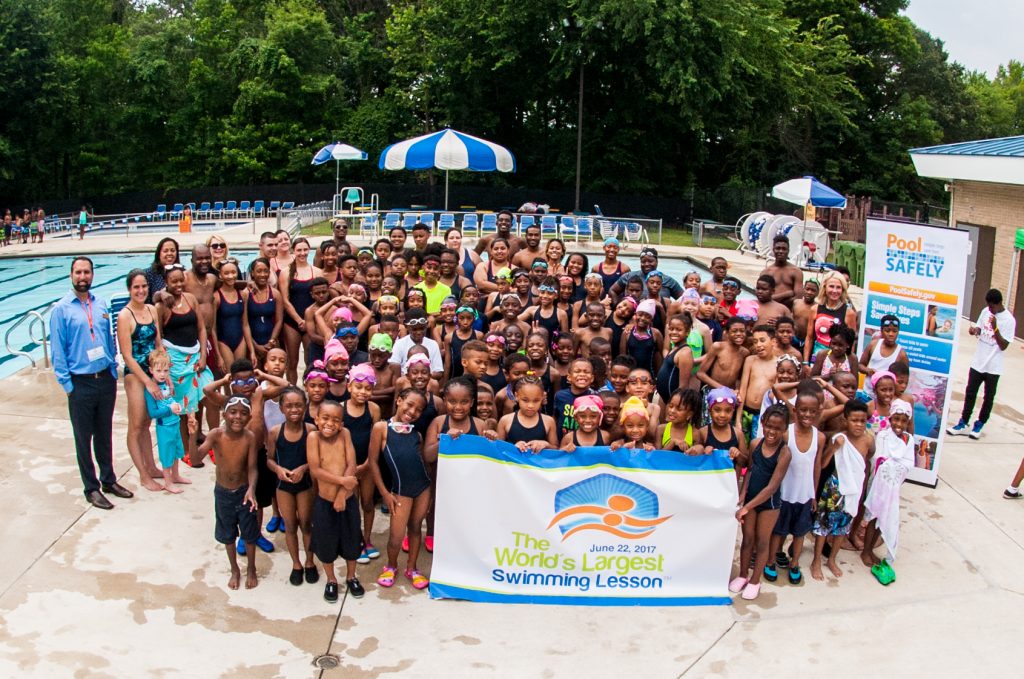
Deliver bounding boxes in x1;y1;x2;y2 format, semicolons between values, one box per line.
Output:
51;256;133;510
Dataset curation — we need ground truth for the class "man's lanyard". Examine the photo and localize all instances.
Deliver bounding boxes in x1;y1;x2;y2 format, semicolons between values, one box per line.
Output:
82;297;95;341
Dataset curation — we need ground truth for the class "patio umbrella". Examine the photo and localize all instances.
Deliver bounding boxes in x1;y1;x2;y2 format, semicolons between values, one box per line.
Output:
311;142;368;197
378;128;516;210
770;176;847;209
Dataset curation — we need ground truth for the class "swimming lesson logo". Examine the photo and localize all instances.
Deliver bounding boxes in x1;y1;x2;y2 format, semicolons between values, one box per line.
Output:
547;474;672;541
884;233;944;279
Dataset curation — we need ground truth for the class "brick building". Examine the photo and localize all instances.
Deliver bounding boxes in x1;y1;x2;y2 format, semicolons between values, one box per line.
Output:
911;136;1024;333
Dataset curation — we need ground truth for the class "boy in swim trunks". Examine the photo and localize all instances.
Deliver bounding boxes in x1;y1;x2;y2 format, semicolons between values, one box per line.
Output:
307;400;364;602
199;397;259;590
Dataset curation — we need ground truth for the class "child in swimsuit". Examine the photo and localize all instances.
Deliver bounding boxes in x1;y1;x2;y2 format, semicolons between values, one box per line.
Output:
496;375;558;453
266;387;318;586
369;388;434;591
144;349;191;494
344;364;382;564
610;396;655;451
731;403;791;601
559;394;608;450
658;388;702;453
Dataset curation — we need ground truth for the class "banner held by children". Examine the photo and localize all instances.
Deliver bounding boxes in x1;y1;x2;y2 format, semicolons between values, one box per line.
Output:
860;218;969;487
429;435;738;606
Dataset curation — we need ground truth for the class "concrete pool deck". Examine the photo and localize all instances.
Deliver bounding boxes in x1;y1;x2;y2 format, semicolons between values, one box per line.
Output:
0;233;1021;677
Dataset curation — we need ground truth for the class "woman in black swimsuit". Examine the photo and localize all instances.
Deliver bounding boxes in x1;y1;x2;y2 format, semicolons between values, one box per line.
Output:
279;237;322;384
472;237;512;293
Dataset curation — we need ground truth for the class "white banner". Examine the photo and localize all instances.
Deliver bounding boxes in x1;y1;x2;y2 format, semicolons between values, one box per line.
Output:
429;435;737;606
861;219;969;487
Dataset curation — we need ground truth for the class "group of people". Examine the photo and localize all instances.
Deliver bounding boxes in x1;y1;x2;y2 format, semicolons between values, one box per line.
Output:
50;211;1016;603
2;207;49;245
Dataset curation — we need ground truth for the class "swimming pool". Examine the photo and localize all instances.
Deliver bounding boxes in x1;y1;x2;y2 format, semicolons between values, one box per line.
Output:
0;251;745;378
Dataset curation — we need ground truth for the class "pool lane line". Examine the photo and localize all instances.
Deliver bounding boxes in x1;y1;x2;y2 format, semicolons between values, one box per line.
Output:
0;263;113;306
0;268;126;332
0;263;65;286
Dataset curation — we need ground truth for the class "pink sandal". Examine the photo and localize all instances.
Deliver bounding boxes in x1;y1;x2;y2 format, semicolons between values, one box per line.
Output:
741;582;761;600
377;566;396;588
405;569;429;590
728;577;748;594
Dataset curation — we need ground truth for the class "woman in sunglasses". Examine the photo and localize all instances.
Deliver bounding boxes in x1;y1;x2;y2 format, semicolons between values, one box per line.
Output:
156;263;215;467
206;235;229;272
804;271;858;363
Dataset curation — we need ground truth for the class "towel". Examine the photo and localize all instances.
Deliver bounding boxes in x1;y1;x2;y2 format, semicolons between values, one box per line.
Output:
833;433;866;513
863;428;915;561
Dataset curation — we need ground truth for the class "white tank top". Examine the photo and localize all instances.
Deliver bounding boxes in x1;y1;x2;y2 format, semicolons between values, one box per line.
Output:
780;423;818;503
865;340;901;398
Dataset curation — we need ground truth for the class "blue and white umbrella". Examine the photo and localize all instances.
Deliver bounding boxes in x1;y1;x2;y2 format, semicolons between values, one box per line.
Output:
311;142;367;197
770;176;847;209
378;128;516;209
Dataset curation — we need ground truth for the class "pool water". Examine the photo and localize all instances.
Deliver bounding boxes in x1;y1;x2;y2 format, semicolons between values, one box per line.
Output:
0;252;262;378
0;251;746;378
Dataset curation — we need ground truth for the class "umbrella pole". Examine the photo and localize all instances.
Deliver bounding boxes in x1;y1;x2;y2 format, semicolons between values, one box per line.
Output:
335;161;340;208
445;170;449;211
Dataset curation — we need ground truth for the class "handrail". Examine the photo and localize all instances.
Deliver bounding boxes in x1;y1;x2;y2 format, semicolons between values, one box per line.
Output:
4;304;55;370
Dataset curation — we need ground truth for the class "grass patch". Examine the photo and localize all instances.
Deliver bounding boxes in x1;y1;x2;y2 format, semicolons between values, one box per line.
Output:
301;220;332;236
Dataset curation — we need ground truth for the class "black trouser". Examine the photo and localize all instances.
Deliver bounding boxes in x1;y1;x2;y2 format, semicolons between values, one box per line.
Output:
961;367;1000;425
67;372;117;495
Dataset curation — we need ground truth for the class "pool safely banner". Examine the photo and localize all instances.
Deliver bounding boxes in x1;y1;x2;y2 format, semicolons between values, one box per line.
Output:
861;219;969;487
429;435;737;606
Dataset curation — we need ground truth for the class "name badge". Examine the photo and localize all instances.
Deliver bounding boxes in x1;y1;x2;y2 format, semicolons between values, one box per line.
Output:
87;346;105;362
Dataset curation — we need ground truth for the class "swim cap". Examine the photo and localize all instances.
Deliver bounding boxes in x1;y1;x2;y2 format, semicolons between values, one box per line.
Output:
496;267;513;280
368;333;393;352
324;338;349;364
644;269;664;281
682;288;701;301
378;295;400;307
406;353;431;368
706;386;738;407
619;396;650;423
889;398;912;417
734;299;759;320
637;299;657;317
348;363;377;385
574;394;605;423
604;237;621;247
331;306;353;322
870;370;896;388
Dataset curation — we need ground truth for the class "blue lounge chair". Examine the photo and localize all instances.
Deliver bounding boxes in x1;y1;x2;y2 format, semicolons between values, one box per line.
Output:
238;200;252;217
561;216;594;243
253;200;265;217
211;201;225;218
540;215;558;237
281;201;295;212
361;214;379;238
420;213;435;233
170;203;184;220
198;202;211;218
268;201;281;215
225;200;238;218
461;213;479;237
481;213;497;235
402;213;419;229
519;215;536;232
438;213;456;233
155;204;167;221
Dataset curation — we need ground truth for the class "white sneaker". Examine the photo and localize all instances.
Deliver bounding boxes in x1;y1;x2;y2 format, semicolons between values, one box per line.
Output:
947;421;968;436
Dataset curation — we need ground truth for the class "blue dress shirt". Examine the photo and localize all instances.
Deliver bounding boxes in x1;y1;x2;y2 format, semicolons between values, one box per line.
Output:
50;291;118;393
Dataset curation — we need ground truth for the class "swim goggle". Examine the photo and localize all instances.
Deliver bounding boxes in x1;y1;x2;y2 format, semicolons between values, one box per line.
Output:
538;285;557;293
456;305;479;319
389;420;415;434
230;377;258;388
485;335;506;345
405;317;429;327
224;396;252;412
334;327;359;337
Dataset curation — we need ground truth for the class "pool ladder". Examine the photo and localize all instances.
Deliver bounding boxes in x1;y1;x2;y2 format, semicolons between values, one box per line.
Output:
5;304;54;370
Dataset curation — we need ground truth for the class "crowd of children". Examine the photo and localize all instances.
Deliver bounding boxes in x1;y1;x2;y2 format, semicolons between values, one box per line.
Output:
135;223;920;603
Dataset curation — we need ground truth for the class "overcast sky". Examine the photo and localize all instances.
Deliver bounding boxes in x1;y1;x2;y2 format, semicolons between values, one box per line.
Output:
904;1;1023;76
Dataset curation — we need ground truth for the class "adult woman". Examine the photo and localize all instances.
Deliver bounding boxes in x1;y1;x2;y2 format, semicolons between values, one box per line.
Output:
564;252;590;303
279;237;322;383
206;235;229;272
213;258;248;369
271;229;293;278
319;242;341;286
545;238;567;276
156;264;214;465
116;270;163;491
144;237;180;304
445;227;480;280
473;237;512;293
243;257;282;364
804;270;859;362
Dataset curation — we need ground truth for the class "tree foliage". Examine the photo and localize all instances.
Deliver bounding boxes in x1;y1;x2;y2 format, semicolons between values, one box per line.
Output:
2;0;1021;205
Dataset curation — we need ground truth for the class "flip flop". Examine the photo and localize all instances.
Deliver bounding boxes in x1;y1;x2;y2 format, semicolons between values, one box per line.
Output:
870;562;894;586
788;566;803;585
405;569;429;590
728;576;748;594
377;566;396;588
365;544;381;559
741;582;761;600
763;564;778;582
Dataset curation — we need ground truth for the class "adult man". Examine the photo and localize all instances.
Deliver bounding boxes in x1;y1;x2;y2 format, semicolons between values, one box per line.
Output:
474;211;526;256
759;236;803;307
609;247;683;301
512;224;544;269
948;289;1015;440
51;257;132;509
314;219;348;267
185;244;218;340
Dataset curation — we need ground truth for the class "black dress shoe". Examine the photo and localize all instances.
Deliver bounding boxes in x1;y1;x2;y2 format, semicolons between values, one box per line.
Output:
86;490;114;510
346;577;365;598
102;483;134;499
324;581;339;603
